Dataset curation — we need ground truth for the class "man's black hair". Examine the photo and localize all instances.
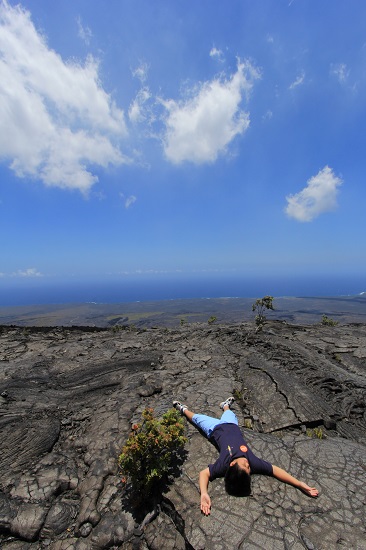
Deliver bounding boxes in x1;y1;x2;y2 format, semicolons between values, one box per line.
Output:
224;463;251;496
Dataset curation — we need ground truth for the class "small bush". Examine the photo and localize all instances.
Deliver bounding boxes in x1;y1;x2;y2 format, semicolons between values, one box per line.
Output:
306;427;324;439
208;316;217;325
321;314;338;326
233;388;243;400
252;296;274;328
111;325;126;333
119;408;187;500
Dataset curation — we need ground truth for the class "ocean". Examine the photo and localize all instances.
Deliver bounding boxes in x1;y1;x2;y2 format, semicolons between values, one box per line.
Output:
0;274;365;307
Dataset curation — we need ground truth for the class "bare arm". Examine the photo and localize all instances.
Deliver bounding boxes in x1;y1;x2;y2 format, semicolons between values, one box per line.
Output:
272;465;319;497
199;468;212;515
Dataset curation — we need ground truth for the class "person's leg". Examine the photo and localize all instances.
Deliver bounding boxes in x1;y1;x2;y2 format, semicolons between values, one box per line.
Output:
174;401;220;438
182;408;194;422
190;411;221;437
216;397;238;425
173;399;237;437
191;404;238;437
219;408;238;425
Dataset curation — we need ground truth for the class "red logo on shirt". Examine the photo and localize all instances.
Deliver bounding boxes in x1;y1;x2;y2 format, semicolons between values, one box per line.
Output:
240;445;248;453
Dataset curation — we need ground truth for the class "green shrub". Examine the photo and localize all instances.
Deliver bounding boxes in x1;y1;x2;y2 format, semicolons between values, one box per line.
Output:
306;427;323;439
313;426;323;439
233;388;243;400
252;296;274;327
321;314;338;326
111;324;126;333
208;315;217;325
119;408;187;499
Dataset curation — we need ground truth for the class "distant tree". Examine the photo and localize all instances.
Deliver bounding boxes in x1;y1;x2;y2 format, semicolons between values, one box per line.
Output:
252;296;274;329
208;316;217;325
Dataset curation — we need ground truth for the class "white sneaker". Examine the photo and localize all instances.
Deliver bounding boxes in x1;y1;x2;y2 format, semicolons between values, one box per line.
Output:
173;400;187;415
220;397;235;410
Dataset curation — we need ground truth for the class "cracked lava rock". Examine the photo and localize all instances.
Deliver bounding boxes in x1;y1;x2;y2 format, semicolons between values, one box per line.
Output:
0;321;365;549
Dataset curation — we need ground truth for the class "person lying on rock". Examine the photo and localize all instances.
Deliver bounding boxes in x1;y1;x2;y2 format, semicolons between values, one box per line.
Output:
173;397;319;516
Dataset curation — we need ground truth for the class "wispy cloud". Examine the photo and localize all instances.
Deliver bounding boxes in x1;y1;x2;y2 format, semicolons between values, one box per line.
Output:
125;195;137;208
132;62;149;84
160;59;260;164
330;63;349;84
76;16;92;45
262;110;273;121
0;267;44;278
117;267;231;276
0;1;128;193
289;71;305;90
120;193;137;208
128;88;152;123
209;47;224;62
285;166;342;222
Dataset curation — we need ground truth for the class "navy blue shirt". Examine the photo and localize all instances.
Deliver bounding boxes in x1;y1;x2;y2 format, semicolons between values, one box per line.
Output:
208;423;273;480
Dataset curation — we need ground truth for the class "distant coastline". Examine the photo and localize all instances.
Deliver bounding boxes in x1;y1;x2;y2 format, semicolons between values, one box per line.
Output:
1;294;365;328
0;274;365;308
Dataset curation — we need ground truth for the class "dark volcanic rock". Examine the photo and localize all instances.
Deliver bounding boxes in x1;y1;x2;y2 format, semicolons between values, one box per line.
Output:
0;322;365;549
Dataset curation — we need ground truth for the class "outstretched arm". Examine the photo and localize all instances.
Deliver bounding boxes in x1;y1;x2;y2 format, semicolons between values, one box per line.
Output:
199;468;212;515
272;465;319;497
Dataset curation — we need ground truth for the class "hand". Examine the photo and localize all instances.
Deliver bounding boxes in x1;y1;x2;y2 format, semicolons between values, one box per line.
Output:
300;483;319;498
200;493;211;515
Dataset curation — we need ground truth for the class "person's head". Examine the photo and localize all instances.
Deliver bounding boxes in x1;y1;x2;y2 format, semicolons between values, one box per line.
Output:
224;458;251;497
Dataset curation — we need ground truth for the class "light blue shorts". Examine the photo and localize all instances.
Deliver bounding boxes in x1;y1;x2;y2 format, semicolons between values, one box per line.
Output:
192;410;238;438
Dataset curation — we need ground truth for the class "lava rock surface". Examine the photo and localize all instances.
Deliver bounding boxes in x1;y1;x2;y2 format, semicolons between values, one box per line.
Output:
0;321;365;549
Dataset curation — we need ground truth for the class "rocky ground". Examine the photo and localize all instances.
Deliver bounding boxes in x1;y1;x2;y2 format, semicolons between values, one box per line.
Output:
0;320;365;549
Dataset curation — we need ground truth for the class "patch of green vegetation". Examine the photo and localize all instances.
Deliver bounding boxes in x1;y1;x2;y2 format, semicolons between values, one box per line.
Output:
174;313;207;321
119;408;187;502
208;316;217;325
107;311;163;322
321;314;339;326
233;388;243;400
111;325;125;333
306;427;324;439
252;296;274;329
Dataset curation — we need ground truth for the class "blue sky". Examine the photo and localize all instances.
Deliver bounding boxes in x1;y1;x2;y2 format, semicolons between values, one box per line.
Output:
1;0;365;291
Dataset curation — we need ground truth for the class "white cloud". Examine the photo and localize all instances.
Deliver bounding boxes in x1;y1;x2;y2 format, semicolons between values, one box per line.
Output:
128;87;152;123
12;267;43;277
120;192;137;208
77;16;92;45
331;63;349;83
285;166;342;222
132;62;149;84
209;47;224;62
160;60;260;164
289;71;305;89
0;1;128;192
125;195;136;208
